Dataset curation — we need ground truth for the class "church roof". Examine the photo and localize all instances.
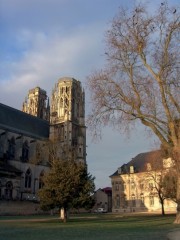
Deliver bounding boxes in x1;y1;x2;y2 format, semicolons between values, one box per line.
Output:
0;103;49;139
110;150;162;177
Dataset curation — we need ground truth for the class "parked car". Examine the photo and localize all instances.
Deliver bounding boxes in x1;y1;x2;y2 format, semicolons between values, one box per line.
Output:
94;208;107;213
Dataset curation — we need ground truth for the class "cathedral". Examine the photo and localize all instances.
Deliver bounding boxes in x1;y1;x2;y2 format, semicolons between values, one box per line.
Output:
0;77;86;206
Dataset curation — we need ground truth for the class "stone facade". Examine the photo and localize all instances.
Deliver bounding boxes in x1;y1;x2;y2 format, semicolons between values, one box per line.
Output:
0;77;86;213
22;87;50;121
110;151;177;213
50;77;86;163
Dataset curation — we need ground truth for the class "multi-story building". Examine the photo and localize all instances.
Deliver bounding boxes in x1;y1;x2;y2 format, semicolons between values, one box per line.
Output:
0;77;86;213
110;150;176;213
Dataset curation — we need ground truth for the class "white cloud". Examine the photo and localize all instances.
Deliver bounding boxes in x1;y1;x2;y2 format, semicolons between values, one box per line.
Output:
0;23;105;109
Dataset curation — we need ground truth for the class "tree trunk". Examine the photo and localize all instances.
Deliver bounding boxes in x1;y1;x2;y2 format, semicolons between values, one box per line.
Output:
174;175;180;223
60;208;68;223
161;200;165;216
174;146;180;224
158;191;165;216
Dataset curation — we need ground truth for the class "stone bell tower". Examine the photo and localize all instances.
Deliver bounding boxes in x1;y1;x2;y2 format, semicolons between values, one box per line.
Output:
50;77;86;164
22;87;50;121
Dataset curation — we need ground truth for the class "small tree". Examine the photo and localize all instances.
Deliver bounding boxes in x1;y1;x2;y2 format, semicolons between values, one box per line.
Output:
140;154;177;215
145;170;166;215
38;159;95;222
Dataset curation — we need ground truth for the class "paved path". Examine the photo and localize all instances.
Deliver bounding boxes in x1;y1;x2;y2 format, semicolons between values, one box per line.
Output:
167;229;180;240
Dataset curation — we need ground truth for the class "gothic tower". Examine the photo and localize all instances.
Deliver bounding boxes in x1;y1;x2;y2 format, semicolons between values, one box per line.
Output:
50;77;86;164
22;87;50;121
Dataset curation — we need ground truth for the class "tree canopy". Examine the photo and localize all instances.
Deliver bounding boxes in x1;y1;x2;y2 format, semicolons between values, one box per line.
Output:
38;159;95;222
87;2;179;152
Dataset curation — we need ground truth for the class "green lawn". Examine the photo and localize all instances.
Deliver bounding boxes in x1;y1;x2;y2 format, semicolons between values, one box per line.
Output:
0;213;179;240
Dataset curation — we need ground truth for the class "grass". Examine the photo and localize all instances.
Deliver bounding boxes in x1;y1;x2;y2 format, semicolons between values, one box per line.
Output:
0;213;179;240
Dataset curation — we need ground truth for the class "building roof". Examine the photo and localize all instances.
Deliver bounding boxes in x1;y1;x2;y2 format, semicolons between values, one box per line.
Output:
0;103;49;139
102;187;112;194
110;150;162;177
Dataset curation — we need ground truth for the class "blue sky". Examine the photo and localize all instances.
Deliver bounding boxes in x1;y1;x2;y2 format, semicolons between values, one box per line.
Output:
0;0;179;189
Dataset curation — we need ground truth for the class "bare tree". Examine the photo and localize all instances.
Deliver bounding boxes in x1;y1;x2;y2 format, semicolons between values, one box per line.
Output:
87;2;180;222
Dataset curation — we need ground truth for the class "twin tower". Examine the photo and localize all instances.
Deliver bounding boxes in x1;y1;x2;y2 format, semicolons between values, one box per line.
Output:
22;77;86;164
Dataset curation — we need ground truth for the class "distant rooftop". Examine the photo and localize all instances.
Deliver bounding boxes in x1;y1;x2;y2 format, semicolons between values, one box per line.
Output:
110;150;162;177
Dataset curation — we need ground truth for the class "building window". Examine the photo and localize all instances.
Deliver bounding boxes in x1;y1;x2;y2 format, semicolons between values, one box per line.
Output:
115;182;119;191
22;140;29;162
147;163;152;171
149;195;154;206
131;182;135;190
131;194;136;207
25;168;32;188
5;181;13;200
116;194;120;208
60;98;63;107
130;166;134;173
121;194;127;208
140;193;144;206
39;171;44;189
7;137;15;160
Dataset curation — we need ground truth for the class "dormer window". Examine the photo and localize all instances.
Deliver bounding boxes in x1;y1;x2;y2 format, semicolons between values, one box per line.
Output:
130;166;134;174
147;163;151;171
118;167;122;174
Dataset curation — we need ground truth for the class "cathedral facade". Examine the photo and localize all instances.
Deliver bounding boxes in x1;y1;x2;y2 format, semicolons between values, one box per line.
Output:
0;77;86;206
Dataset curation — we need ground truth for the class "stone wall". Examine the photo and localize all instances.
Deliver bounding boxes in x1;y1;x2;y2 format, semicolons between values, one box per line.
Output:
0;200;48;215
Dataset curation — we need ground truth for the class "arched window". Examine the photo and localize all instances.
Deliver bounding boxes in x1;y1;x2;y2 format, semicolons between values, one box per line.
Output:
39;171;44;189
60;98;63;107
60;87;64;94
5;181;13;200
22;140;29;162
25;168;32;188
